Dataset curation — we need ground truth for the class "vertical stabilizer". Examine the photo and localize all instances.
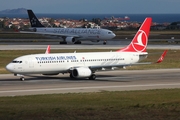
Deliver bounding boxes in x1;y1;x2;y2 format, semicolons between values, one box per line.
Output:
27;10;44;27
45;45;50;54
117;17;152;52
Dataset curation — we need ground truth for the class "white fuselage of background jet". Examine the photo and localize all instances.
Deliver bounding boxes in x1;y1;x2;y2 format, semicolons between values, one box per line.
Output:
31;27;116;40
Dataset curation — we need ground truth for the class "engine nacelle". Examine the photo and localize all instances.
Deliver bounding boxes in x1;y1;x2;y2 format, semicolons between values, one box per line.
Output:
65;37;75;43
72;67;92;78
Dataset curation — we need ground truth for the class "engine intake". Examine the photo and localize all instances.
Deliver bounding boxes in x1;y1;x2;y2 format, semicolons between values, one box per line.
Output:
66;37;75;43
72;67;92;78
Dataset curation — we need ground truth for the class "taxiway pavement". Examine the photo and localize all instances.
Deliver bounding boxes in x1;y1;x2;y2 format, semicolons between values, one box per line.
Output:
0;39;180;50
0;69;180;96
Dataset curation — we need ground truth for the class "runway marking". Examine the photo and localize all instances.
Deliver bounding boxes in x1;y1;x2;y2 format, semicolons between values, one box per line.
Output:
0;83;180;94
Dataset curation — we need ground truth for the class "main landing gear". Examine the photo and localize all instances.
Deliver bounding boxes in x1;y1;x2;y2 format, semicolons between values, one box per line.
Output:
89;74;96;80
59;41;82;44
14;74;25;81
20;77;25;81
59;41;67;44
74;41;81;44
103;40;107;45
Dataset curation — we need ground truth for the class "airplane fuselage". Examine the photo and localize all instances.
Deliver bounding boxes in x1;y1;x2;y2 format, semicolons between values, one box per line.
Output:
24;10;116;44
6;52;147;75
32;27;115;40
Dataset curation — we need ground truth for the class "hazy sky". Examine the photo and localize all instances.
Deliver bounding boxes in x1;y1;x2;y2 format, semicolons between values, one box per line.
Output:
1;0;180;14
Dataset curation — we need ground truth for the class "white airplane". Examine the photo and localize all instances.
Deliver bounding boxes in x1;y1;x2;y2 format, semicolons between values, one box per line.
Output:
6;17;167;81
20;10;116;44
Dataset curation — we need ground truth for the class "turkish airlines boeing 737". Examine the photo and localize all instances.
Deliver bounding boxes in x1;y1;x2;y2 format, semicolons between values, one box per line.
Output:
6;17;167;81
20;10;116;44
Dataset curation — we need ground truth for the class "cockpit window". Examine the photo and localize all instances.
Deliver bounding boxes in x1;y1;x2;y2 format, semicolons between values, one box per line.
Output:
108;32;112;34
12;61;22;63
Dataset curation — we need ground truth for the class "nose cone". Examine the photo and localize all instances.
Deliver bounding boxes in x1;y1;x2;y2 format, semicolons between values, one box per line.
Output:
112;33;116;38
108;33;116;39
6;63;14;73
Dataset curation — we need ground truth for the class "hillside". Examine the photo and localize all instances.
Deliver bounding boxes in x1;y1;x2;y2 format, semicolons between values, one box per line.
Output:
0;8;27;14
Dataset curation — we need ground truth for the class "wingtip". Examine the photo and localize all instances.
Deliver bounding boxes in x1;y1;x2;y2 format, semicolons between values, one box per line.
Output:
156;50;168;63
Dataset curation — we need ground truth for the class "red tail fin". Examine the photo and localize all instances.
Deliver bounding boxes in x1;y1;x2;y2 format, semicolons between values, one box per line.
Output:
45;45;50;54
117;17;152;52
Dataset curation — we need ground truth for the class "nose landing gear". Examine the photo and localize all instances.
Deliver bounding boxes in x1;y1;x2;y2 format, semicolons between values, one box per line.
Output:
20;77;25;81
14;74;25;81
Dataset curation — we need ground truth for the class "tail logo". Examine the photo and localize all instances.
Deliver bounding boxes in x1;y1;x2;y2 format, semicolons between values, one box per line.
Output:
31;17;37;26
132;30;147;52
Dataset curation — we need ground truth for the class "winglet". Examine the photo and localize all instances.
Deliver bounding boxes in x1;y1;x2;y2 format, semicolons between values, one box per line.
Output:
45;45;50;54
156;50;168;63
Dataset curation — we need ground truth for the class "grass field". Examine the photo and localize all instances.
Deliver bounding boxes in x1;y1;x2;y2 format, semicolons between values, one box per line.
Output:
0;49;180;74
0;89;180;120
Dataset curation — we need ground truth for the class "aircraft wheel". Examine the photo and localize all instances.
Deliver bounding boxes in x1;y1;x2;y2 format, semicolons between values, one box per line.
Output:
74;41;81;44
20;77;25;81
103;41;107;45
89;74;96;80
60;41;67;44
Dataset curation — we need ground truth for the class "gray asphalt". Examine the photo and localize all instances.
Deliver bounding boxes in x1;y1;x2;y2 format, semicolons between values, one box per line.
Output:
0;69;180;96
0;39;180;50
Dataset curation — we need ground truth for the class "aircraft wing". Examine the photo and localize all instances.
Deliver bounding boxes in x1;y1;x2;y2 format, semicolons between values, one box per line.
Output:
89;50;167;71
20;31;80;38
88;62;152;71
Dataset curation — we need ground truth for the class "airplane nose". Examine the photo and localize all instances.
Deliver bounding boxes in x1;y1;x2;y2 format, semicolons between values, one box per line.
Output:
113;33;116;38
6;64;13;72
111;33;116;39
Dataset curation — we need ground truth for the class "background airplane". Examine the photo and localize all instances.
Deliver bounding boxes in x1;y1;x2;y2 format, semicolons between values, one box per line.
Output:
20;10;116;45
6;18;167;81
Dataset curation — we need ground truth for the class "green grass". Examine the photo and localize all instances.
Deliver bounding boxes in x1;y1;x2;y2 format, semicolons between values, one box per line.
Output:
0;49;180;74
0;89;180;120
114;30;180;35
114;30;180;39
0;33;46;39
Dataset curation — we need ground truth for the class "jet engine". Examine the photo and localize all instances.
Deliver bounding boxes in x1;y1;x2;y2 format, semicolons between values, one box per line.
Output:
65;37;76;43
72;67;92;78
